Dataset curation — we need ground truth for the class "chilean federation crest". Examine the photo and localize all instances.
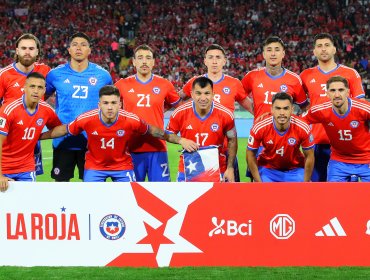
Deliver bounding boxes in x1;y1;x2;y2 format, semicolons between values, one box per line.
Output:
280;84;288;92
288;137;297;145
36;118;44;126
152;87;161;94
210;123;219;132
222;87;231;95
89;77;98;86
350;121;359;128
99;214;126;240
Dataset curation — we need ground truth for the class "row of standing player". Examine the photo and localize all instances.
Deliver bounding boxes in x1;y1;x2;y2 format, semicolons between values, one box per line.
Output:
0;32;368;186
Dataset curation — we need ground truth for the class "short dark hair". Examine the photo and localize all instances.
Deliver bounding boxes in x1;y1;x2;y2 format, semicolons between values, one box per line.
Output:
262;36;285;50
272;92;293;105
326;76;349;89
26;72;46;81
69;32;91;46
134;44;154;58
205;44;226;56
192;76;213;90
313;33;335;46
15;33;42;62
99;85;120;98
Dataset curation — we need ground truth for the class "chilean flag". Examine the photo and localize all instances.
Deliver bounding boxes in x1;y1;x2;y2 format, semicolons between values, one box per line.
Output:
183;146;221;182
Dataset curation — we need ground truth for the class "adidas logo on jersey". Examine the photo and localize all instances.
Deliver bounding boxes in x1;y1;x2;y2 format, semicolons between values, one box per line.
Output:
92;131;98;135
315;217;346;237
267;140;274;144
186;125;193;130
328;122;334;126
17;120;24;125
257;83;263;88
64;79;70;84
310;78;316;83
128;88;135;93
13;82;20;87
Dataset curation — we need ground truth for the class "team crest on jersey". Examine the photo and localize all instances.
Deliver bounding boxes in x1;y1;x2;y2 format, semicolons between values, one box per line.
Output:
309;134;314;143
152;87;161;94
223;87;231;94
89;77;98;86
248;135;254;145
210;123;219;132
280;84;288;92
288;137;296;145
0;117;6;128
117;130;125;137
36;118;44;126
99;214;126;240
350;121;359;128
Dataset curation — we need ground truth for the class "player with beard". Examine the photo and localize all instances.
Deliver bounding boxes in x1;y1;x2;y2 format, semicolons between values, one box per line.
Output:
0;33;51;176
115;44;181;182
300;33;365;182
247;92;314;182
302;76;370;182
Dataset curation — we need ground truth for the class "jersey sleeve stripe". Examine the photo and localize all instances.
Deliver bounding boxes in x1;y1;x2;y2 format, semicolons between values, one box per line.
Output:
119;111;141;121
3;99;22;115
352;101;370;113
310;102;332;113
252;117;273;134
302;144;315;150
75;110;99;121
214;103;234;120
170;97;181;106
165;129;175;134
172;103;192;117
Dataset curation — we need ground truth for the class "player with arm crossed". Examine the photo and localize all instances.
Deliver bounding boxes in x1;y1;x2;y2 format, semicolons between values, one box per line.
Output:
0;72;61;191
41;85;197;182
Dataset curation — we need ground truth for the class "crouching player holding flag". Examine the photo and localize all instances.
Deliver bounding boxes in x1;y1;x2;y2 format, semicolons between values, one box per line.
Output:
41;85;197;182
166;77;238;182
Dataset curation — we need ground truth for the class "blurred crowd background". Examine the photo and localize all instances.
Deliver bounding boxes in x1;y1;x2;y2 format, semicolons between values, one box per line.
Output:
0;0;369;97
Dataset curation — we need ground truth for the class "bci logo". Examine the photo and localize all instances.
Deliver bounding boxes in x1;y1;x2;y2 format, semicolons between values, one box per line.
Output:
209;217;252;237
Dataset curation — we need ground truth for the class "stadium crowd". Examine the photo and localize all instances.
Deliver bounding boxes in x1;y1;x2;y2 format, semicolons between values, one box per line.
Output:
0;0;369;95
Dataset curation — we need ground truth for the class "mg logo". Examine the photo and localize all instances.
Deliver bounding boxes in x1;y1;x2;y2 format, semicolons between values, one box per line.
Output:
209;217;252;237
270;214;295;239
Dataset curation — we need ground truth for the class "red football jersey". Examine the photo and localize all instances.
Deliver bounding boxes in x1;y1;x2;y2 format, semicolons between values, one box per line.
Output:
166;101;235;173
300;64;365;144
115;74;180;152
182;74;247;112
0;97;61;174
302;98;370;164
248;115;314;170
0;63;50;104
68;109;148;170
241;67;307;119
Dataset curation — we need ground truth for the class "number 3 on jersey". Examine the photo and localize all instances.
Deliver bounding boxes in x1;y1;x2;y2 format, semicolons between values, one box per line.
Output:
137;94;151;107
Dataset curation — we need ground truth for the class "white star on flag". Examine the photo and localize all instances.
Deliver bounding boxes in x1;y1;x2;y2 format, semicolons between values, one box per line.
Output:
186;160;197;174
